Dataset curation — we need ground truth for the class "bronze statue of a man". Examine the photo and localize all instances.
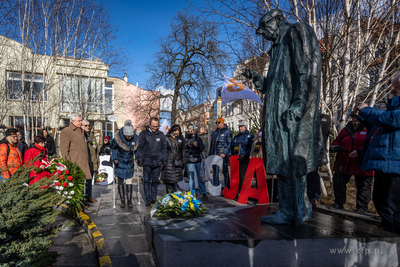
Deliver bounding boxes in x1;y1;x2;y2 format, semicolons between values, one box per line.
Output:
243;9;325;226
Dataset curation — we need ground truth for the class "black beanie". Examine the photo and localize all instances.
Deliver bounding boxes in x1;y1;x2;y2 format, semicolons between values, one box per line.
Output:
5;128;17;137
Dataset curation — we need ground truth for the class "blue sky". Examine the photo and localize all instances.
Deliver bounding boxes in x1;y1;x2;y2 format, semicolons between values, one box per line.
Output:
106;0;191;87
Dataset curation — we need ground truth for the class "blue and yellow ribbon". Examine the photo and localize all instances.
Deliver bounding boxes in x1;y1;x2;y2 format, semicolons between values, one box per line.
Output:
178;190;202;212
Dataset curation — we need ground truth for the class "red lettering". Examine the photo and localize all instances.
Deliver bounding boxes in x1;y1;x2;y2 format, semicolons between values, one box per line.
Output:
221;155;239;199
222;156;270;204
238;158;270;204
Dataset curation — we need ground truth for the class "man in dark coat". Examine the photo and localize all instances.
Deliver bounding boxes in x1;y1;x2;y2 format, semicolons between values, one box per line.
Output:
209;117;232;188
17;131;28;161
243;9;325;225
231;120;254;194
307;107;332;208
136;117;167;207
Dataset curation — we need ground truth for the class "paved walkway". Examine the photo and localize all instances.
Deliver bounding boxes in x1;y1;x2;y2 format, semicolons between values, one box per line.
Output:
49;213;98;267
84;181;155;267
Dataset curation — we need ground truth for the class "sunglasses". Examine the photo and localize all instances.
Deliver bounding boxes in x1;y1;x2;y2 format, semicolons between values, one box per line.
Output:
83;125;90;127
216;122;222;124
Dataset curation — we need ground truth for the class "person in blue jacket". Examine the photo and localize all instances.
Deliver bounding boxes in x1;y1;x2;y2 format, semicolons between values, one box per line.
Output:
110;120;138;208
355;72;400;234
209;117;232;188
231;120;254;194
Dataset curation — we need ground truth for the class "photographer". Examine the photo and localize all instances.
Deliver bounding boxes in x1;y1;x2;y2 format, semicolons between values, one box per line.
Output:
185;124;207;199
330;115;373;212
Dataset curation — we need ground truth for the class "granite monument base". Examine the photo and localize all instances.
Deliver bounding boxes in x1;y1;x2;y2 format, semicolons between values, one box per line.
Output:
145;204;400;267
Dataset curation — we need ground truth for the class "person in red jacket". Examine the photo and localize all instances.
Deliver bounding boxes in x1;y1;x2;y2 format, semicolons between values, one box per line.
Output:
24;134;50;185
330;115;374;212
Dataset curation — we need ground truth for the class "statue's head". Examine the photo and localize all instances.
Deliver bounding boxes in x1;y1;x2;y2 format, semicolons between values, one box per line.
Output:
256;9;285;41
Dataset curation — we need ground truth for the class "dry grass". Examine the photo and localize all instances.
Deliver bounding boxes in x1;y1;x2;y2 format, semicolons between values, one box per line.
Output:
320;180;378;216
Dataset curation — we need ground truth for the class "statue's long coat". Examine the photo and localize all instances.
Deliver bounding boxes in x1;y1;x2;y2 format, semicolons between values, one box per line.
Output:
256;22;325;178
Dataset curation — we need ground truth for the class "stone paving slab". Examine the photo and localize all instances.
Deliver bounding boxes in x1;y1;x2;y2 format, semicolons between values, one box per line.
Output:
50;246;98;267
110;254;155;267
99;223;146;238
105;236;152;255
88;213;141;225
50;213;98;267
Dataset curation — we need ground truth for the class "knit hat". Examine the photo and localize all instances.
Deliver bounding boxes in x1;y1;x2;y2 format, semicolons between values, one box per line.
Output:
104;136;110;142
238;120;248;128
216;117;225;124
123;120;134;136
5;128;17;137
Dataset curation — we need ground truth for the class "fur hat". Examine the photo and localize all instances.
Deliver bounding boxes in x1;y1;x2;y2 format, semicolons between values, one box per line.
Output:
216;117;225;124
123;120;134;136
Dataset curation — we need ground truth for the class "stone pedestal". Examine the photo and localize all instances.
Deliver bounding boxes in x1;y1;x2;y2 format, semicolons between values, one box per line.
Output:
145;204;400;267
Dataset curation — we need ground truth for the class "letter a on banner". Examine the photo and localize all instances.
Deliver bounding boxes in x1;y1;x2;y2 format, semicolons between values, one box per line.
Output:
238;158;270;204
222;155;239;199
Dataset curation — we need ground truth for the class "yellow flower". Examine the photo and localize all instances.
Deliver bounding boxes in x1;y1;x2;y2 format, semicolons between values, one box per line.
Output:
169;201;174;207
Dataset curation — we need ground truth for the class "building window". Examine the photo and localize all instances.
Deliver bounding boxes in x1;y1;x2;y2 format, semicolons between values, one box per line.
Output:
9;116;43;128
105;83;114;114
7;72;47;101
60;75;104;113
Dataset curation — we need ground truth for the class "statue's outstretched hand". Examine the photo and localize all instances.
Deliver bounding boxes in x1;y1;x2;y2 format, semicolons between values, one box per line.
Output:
242;68;263;91
241;68;254;79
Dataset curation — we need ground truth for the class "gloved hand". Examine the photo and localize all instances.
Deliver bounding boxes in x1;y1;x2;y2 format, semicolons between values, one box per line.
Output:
137;160;143;167
238;154;245;161
162;161;167;168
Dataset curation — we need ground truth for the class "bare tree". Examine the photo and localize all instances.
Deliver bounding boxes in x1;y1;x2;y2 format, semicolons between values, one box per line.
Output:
0;0;120;143
145;11;228;124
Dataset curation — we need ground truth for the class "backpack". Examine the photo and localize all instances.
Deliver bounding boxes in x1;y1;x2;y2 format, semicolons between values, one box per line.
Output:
0;138;11;158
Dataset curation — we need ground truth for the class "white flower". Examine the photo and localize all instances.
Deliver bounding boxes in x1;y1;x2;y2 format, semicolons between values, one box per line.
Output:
63;192;68;196
56;165;67;171
66;200;70;204
67;196;72;199
70;190;75;195
69;183;74;187
57;191;61;194
59;186;64;191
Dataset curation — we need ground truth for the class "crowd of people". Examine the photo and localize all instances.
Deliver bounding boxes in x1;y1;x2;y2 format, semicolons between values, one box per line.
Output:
0;72;399;234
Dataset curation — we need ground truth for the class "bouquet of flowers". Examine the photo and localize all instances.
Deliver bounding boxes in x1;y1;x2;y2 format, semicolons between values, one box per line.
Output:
151;190;207;218
43;156;86;213
95;173;106;183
